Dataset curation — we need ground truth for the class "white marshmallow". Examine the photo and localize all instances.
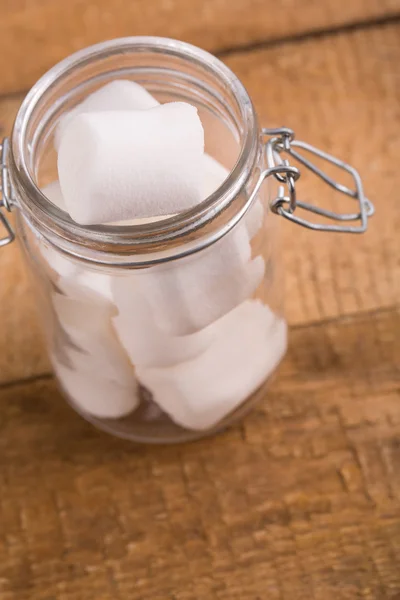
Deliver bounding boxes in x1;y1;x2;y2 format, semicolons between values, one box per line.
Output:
52;355;139;419
51;287;139;418
200;157;264;237
55;80;158;149
246;200;264;239
55;80;243;217
201;154;229;198
45;251;138;420
52;282;113;326
110;214;174;226
61;81;228;204
137;301;288;431
138;225;265;335
44;255;113;302
72;271;113;302
39;183;78;278
112;276;216;368
41;177;172;235
39;241;77;280
41;180;67;211
52;288;135;387
40;163;251;235
36;205;113;299
58;339;134;389
58;103;205;225
112;154;228;225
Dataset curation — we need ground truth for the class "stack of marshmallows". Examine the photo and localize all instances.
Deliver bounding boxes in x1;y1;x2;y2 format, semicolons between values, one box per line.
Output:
42;80;287;431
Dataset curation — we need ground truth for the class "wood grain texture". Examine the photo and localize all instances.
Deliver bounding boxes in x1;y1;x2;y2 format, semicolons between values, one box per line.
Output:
0;22;399;383
0;233;49;386
0;0;400;95
0;307;399;599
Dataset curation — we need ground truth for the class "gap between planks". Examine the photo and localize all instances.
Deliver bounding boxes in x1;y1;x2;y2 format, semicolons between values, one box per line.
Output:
0;303;398;393
0;12;399;102
217;11;400;57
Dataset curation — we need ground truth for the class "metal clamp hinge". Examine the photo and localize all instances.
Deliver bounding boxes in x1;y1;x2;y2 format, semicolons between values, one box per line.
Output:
0;138;15;247
260;127;374;233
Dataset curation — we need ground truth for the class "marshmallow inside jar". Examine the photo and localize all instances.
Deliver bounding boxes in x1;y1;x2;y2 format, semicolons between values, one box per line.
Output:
52;358;140;420
111;277;214;369
38;181;113;301
39;78;166;294
57;102;205;225
136;301;288;431
50;282;140;419
138;226;266;336
54;79;159;149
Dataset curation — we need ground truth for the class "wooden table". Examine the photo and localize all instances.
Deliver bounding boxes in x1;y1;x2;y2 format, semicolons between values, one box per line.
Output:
1;2;400;598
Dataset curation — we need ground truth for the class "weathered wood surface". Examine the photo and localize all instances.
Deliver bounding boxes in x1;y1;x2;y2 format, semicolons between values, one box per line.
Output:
0;14;399;600
0;0;399;95
0;308;399;599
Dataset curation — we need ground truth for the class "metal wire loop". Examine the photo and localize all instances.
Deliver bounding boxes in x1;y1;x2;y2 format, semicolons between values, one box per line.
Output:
262;127;374;233
0;211;15;247
0;138;15;247
1;139;14;212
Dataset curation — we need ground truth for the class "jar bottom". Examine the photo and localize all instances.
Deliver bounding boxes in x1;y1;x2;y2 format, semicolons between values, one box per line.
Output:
56;377;275;444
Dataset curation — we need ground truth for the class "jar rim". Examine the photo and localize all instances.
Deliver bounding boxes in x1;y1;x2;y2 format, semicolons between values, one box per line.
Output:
10;36;259;260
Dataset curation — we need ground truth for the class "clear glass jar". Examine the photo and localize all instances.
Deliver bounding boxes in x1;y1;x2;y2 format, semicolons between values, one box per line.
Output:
2;37;372;443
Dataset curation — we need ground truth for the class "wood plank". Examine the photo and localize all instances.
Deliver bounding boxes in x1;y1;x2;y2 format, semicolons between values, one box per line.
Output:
0;0;400;95
0;22;399;384
0;307;399;599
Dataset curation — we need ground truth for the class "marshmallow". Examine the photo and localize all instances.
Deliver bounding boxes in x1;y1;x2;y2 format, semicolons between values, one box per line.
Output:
52;282;113;326
52;286;134;387
49;261;112;301
50;289;140;419
41;165;262;238
39;240;77;280
71;270;113;302
52;355;139;419
36;204;113;300
112;276;216;368
201;154;229;198
41;180;67;211
111;154;228;225
57;339;135;389
39;183;78;278
110;214;174;226
55;80;158;149
199;157;264;238
138;225;265;335
246;200;264;239
61;81;228;204
55;80;244;219
41;250;113;301
137;301;288;431
58;103;205;225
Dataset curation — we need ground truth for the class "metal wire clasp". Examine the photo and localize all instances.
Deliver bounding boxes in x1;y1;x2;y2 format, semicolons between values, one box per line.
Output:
0;138;15;247
261;127;374;233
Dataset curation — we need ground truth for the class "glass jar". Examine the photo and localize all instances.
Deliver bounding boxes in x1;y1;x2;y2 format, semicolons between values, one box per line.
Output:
0;37;373;443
